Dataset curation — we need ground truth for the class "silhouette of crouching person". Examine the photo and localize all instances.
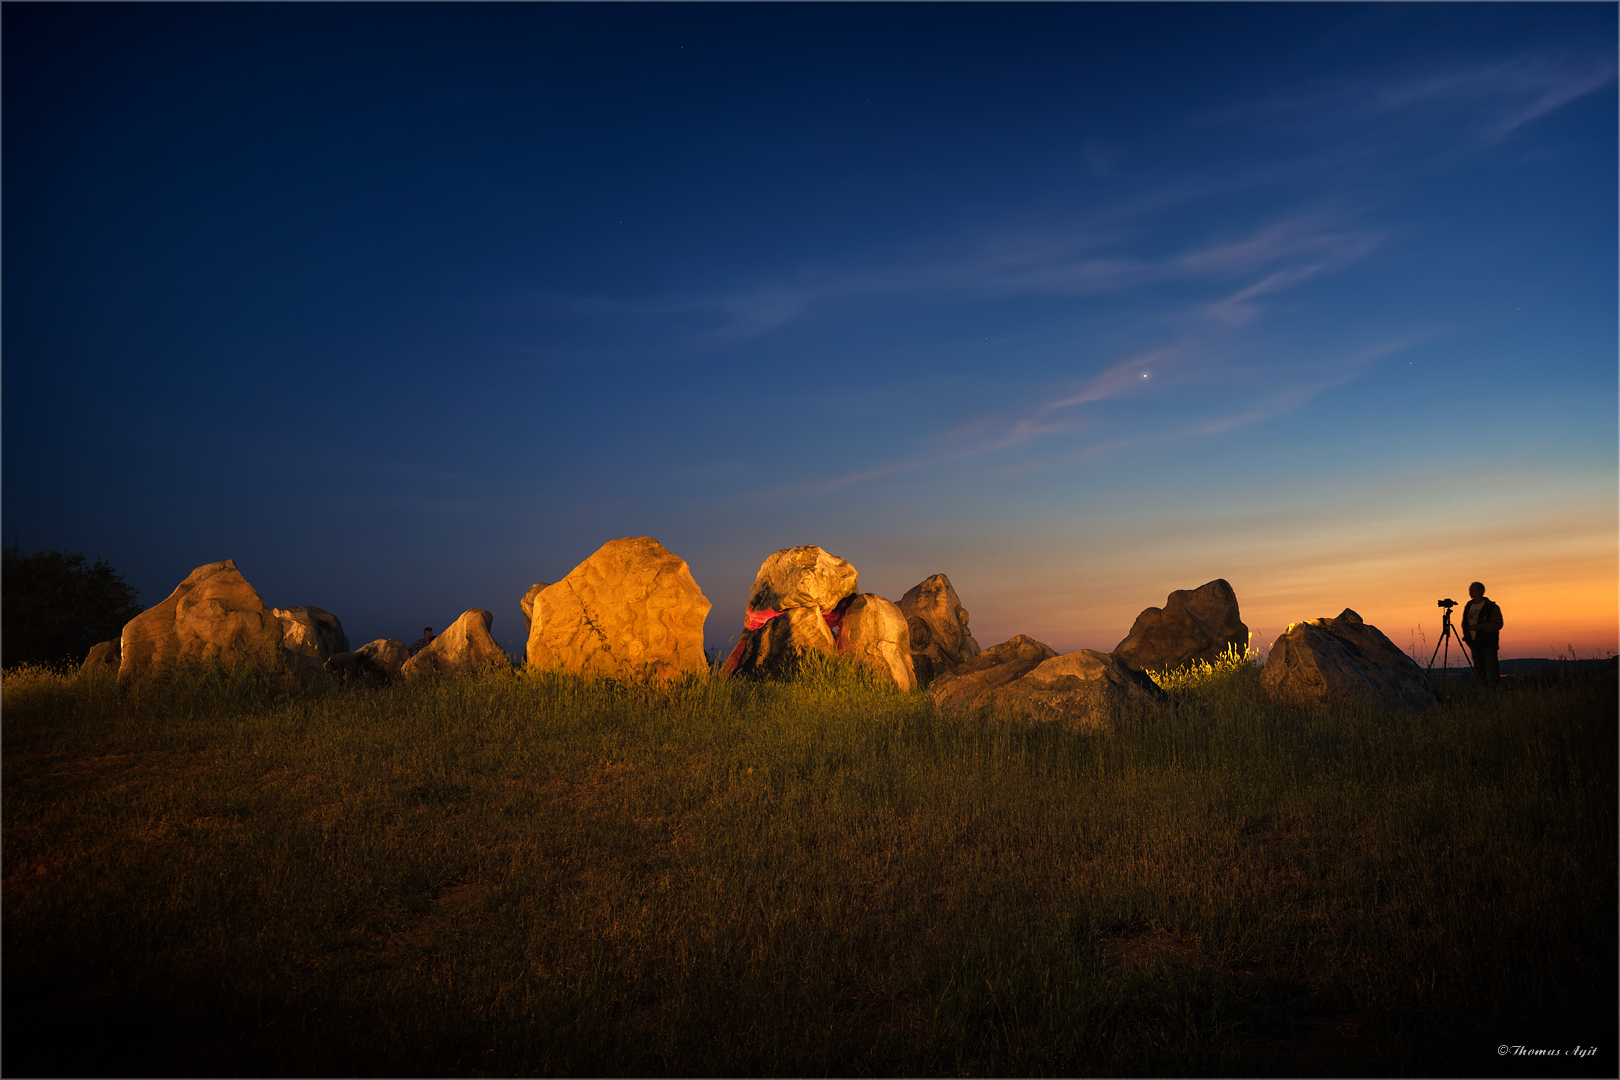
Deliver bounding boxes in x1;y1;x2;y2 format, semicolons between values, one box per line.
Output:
408;626;435;656
1462;582;1503;689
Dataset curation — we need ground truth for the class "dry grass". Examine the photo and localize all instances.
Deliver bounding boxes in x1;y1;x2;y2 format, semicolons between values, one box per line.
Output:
3;656;1614;1076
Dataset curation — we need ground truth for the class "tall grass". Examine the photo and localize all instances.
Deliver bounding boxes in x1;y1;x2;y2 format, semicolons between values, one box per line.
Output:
4;655;1614;1076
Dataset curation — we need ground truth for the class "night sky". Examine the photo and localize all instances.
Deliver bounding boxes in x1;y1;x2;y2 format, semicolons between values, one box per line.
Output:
5;3;1615;662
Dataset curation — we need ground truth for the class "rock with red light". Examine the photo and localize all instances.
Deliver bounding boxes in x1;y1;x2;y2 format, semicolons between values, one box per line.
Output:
724;605;838;680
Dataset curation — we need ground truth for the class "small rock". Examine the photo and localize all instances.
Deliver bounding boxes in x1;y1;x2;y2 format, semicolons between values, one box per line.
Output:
274;606;349;664
520;583;549;636
987;649;1163;731
928;635;1058;711
401;609;511;680
325;638;409;683
80;639;121;675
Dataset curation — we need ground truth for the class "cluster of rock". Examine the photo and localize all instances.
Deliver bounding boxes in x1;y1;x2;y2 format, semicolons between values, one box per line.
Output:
720;546;915;689
87;539;1437;716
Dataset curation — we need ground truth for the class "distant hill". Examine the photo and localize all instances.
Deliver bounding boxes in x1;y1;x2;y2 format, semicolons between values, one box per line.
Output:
1427;657;1614;679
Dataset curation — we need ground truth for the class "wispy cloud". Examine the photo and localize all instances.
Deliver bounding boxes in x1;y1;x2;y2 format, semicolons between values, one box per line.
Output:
811;334;1427;494
1202;52;1616;146
550;211;1385;342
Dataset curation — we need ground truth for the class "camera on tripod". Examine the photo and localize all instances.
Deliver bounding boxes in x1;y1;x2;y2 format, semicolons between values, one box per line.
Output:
1437;598;1457;609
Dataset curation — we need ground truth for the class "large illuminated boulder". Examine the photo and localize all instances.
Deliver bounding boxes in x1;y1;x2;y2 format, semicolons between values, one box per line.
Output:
899;573;981;687
401;609;510;680
927;635;1058;711
1262;608;1434;713
526;537;710;682
1113;579;1248;674
747;546;859;615
118;559;293;685
836;593;917;691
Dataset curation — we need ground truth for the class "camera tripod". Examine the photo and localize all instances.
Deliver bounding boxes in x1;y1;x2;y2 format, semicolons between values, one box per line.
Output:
1428;602;1473;672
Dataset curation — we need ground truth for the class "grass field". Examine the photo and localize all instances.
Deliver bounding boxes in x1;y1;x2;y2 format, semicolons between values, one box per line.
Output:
3;655;1614;1077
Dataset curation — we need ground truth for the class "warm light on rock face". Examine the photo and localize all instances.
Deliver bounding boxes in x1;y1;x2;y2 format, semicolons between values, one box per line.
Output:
526;536;711;682
401;609;508;680
118;559;295;685
837;593;917;692
1262;608;1435;713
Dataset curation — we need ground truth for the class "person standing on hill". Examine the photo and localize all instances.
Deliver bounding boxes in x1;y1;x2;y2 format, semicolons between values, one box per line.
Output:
1462;582;1503;688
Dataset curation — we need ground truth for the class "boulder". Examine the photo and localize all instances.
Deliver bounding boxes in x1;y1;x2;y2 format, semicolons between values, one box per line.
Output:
119;560;291;685
401;609;511;680
80;639;121;675
986;649;1163;731
1113;579;1248;673
928;635;1059;711
747;546;859;616
1262;608;1435;713
526;537;711;682
274;606;349;664
899;573;981;687
520;583;549;635
723;605;838;679
325;638;410;684
835;593;917;691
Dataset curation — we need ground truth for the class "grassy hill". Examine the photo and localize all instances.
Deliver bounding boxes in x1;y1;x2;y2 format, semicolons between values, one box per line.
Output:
4;657;1614;1076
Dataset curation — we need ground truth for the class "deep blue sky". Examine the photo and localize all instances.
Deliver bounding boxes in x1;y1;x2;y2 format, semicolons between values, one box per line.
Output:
5;3;1616;659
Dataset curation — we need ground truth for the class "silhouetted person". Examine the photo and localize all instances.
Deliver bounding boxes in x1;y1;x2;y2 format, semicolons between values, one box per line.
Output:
408;626;435;655
1462;582;1503;688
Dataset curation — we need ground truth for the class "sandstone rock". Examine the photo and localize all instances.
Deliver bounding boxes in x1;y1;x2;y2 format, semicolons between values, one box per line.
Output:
722;605;839;679
274;606;349;664
899;573;981;687
520;583;549;635
1113;579;1248;674
80;639;121;675
835;593;916;691
747;546;859;616
1262;608;1435;713
526;537;711;682
325;638;410;683
986;649;1163;731
401;609;511;680
928;635;1059;711
119;560;291;685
